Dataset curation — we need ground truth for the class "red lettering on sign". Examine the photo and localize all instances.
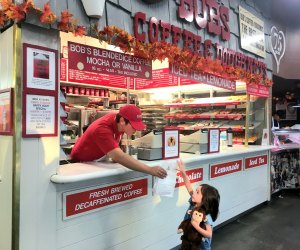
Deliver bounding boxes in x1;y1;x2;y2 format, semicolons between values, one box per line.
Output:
210;160;242;178
64;179;148;218
245;155;268;169
176;168;203;187
178;0;230;41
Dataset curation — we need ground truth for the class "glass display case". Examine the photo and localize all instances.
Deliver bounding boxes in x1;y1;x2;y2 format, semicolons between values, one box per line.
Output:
271;129;300;193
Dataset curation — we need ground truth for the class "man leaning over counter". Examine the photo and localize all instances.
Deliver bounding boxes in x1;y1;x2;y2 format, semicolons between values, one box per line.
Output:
70;104;167;179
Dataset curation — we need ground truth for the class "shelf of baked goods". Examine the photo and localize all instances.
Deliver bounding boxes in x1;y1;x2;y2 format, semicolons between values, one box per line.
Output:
164;108;246;120
164;95;247;107
171;120;261;132
140;105;169;131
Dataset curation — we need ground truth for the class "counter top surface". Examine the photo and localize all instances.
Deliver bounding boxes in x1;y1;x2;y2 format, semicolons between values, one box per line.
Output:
51;145;274;184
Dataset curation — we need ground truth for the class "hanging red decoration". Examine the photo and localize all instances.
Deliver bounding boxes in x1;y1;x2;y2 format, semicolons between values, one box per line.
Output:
0;0;273;87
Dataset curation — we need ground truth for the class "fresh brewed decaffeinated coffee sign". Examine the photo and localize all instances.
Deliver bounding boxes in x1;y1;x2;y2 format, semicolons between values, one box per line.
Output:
63;178;149;219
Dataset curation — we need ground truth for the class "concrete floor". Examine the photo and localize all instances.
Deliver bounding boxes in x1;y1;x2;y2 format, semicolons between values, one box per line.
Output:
212;191;300;250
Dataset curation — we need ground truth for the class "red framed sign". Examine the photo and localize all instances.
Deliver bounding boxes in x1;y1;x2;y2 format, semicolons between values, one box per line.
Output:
22;43;58;137
0;88;13;135
22;92;58;137
208;128;220;153
162;128;179;159
23;43;58;92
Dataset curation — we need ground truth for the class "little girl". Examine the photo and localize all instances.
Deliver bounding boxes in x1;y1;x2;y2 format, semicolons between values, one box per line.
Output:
177;159;220;250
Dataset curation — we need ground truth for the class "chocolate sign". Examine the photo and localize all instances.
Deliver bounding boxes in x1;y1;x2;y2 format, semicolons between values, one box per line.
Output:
270;26;286;73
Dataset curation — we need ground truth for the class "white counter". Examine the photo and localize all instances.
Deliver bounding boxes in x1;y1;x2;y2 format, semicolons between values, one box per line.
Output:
51;145;273;250
51;145;273;183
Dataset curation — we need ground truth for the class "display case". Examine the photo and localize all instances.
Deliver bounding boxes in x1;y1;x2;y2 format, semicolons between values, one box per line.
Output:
161;93;266;145
271;129;300;193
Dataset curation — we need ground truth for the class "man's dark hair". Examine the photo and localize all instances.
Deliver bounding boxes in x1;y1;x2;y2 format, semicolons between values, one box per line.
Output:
116;113;130;124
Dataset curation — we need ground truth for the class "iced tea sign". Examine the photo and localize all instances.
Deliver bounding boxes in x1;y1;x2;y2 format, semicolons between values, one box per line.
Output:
63;178;149;219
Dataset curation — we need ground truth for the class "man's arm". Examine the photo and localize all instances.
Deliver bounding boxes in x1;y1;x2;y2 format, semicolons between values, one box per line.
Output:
107;148;167;178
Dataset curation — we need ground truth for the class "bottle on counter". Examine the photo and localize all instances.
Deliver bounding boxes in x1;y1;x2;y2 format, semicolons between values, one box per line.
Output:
227;127;233;147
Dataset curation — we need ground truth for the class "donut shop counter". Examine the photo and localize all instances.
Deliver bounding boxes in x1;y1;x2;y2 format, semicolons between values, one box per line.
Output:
51;145;272;250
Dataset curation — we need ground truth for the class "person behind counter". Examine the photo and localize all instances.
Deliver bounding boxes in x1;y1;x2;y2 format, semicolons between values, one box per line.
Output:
70;104;167;179
271;111;281;130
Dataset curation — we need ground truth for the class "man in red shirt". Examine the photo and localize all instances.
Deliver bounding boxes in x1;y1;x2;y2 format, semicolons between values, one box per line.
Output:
70;104;167;178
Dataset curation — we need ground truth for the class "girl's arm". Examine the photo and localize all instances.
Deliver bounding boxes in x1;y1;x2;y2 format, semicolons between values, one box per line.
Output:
177;159;193;194
191;221;213;239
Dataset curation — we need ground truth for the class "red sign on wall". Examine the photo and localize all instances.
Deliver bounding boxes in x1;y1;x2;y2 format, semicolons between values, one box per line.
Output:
176;168;203;187
169;64;236;91
246;84;270;97
245;155;268;169
68;41;152;80
63;178;148;219
60;58;67;82
135;68;178;90
210;160;242;178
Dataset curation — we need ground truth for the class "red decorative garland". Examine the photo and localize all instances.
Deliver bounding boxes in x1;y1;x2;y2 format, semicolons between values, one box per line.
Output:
0;0;273;87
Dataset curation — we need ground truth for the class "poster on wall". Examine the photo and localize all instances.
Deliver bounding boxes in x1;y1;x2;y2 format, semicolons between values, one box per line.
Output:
23;43;58;92
22;93;57;137
162;128;179;159
239;6;266;58
0;88;13;135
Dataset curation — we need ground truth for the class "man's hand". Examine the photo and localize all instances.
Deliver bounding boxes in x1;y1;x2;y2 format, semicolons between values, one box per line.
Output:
151;166;167;178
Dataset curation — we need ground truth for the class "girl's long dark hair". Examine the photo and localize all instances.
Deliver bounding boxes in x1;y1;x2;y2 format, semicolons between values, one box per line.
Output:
200;184;220;222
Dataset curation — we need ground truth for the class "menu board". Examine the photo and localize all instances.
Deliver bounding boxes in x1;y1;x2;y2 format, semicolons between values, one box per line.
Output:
68;41;152;80
135;68;178;90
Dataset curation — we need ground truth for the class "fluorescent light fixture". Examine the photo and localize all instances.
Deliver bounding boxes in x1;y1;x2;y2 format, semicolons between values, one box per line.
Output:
81;0;105;18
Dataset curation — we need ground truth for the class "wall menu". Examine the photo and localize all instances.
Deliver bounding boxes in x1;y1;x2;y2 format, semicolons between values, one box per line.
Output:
135;68;178;90
68;42;152;80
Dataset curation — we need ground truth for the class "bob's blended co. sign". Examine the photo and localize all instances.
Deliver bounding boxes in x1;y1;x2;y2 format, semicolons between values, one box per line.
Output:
133;0;267;79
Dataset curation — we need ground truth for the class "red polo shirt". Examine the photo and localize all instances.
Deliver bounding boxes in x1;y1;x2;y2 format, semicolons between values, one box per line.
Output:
70;112;123;161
